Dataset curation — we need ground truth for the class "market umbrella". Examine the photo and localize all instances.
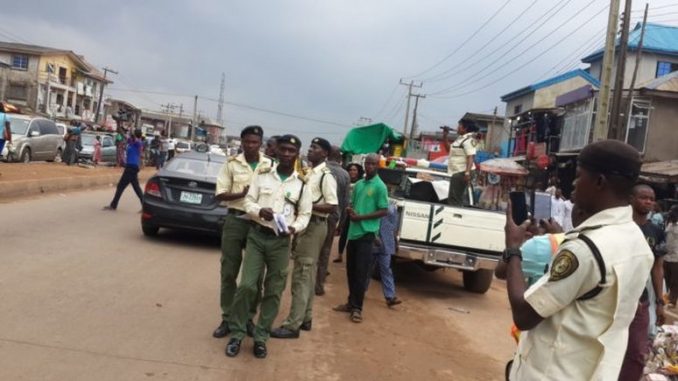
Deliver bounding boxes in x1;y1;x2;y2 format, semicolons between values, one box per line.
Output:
478;158;528;176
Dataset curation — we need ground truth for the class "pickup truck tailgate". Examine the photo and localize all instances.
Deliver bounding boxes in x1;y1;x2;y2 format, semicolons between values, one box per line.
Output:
399;200;505;253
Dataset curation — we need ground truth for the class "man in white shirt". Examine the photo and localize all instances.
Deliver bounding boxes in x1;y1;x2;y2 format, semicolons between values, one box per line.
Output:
167;134;176;160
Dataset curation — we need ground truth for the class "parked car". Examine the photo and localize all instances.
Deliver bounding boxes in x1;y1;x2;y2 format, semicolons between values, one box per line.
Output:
78;133;116;162
1;114;63;163
141;151;228;236
175;140;192;154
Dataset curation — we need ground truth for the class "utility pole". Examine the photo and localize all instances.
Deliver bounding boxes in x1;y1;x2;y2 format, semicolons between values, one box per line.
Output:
216;73;225;127
608;0;632;140
94;67;118;124
162;103;177;137
399;79;423;138
409;93;426;141
190;95;198;141
624;4;648;138
593;0;621;142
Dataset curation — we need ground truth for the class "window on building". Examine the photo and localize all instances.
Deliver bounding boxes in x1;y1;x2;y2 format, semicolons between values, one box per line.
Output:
513;105;522;115
58;67;67;85
656;61;678;77
626;100;651;153
7;83;28;100
11;55;28;70
560;99;594;151
56;93;64;106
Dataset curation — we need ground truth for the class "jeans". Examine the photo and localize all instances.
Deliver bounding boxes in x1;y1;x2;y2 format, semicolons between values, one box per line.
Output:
346;233;375;311
368;250;396;300
110;165;143;209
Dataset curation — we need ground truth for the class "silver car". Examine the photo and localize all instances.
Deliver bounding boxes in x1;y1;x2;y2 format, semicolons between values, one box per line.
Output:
78;133;116;162
2;115;63;163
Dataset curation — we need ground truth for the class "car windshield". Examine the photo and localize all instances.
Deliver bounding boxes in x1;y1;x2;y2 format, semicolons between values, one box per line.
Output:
81;134;98;146
165;157;222;178
8;117;30;135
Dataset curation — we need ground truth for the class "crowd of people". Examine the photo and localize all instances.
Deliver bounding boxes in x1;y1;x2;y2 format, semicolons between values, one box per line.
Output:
212;126;403;359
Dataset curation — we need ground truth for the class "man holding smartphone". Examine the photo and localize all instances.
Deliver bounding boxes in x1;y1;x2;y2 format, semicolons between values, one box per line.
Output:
441;119;478;206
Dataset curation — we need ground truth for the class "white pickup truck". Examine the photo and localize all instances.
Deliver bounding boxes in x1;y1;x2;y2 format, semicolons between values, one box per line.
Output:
381;167;505;294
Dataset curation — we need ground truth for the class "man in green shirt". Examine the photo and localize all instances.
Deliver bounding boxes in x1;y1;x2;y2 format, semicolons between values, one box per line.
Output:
333;153;389;323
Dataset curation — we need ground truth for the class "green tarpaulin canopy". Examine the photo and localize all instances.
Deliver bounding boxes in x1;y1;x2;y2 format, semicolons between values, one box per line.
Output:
340;123;403;154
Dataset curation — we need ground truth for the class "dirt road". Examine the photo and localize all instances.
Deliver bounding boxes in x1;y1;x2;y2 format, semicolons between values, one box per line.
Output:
0;188;515;380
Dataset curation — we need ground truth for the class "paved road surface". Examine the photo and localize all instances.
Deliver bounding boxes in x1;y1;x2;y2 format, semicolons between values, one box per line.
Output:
0;187;515;380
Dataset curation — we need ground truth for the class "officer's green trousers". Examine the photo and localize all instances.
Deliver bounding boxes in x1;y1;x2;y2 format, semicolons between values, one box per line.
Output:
219;214;260;322
229;228;291;343
448;172;467;206
282;218;328;330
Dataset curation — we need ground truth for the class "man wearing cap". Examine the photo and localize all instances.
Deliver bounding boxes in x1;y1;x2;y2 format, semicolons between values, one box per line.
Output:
503;140;654;380
212;125;273;339
271;137;338;339
225;134;312;359
441;119;479;206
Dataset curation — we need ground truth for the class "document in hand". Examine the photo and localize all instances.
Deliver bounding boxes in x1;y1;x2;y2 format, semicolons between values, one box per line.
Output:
274;213;289;235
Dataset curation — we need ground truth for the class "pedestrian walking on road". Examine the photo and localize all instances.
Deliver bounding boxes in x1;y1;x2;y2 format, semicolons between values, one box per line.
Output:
335;162;364;263
103;129;145;211
333;154;389;323
212;126;273;339
619;184;667;381
504;140;653;380
664;206;678;307
93;135;102;166
315;145;350;296
271;137;338;339
368;199;402;307
167;134;176;160
225;134;311;359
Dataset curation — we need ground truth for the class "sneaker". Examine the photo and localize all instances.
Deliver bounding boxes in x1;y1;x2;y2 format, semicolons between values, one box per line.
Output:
386;297;402;307
350;310;363;323
333;303;352;313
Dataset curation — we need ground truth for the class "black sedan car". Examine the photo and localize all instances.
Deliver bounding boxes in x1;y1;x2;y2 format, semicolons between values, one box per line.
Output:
141;151;228;236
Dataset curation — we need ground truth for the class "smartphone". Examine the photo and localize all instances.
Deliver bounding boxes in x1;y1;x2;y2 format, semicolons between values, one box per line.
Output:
509;191;528;224
533;192;552;222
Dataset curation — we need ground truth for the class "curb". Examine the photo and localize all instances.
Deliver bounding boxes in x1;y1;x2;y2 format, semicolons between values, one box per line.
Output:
0;171;154;200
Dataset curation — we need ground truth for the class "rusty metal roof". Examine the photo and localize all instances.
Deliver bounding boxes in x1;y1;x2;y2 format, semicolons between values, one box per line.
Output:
640;160;678;183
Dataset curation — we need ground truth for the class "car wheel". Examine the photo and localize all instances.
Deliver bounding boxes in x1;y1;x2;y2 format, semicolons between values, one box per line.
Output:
462;269;494;294
20;148;31;163
142;224;159;236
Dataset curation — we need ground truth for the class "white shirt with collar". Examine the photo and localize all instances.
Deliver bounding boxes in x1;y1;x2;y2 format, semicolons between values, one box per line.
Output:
510;206;654;381
447;132;477;175
306;161;338;217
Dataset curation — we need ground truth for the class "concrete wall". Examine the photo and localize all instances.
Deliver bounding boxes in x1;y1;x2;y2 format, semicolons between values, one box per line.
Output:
587;53;678;88
504;93;534;117
0;52;41;108
644;96;678;162
533;77;593;108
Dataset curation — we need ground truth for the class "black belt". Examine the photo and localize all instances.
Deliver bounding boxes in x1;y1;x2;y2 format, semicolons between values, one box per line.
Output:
310;215;327;223
229;209;246;216
250;222;278;236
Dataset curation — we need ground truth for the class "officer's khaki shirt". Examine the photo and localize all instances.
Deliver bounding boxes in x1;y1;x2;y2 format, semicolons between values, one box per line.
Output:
306;161;338;218
447;132;477;175
215;153;272;212
244;165;312;234
510;206;654;381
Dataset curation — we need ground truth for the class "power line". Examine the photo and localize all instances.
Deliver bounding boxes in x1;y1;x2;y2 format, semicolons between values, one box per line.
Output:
404;0;513;79
428;0;605;97
371;82;401;121
632;3;678;13
535;24;607;81
430;4;609;100
421;0;575;85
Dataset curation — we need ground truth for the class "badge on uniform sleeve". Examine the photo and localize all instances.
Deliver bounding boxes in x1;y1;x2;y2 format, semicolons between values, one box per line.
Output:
471;139;478;147
549;250;579;282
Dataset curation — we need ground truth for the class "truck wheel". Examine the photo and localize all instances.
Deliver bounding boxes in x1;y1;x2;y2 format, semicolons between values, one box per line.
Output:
462;269;494;294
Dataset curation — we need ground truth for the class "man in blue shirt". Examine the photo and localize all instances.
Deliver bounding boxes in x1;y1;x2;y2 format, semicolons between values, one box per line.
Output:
369;199;402;307
103;129;144;210
0;107;11;159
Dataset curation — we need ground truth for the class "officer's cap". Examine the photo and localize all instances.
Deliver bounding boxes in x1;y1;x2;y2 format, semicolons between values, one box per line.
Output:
311;137;331;153
241;125;263;138
277;134;302;149
578;139;641;181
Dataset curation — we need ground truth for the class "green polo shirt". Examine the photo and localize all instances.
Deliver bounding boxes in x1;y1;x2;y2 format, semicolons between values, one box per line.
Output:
347;175;389;240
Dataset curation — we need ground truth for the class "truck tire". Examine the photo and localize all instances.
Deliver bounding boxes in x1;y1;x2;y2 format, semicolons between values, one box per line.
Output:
462;269;494;294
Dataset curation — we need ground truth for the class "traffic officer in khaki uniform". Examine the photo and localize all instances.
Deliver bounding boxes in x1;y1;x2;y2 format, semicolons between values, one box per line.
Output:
503;140;654;380
225;134;312;359
441;119;479;206
271;137;338;339
212;125;273;338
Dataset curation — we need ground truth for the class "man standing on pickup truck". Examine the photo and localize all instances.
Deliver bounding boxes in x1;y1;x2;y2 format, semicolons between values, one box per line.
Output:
334;153;389;323
441;119;478;206
503;140;654;380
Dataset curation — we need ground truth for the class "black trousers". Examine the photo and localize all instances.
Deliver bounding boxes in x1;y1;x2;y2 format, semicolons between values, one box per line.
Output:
110;165;143;209
346;233;375;311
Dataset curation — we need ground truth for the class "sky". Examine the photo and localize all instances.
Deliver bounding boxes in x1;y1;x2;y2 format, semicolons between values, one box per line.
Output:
1;0;677;146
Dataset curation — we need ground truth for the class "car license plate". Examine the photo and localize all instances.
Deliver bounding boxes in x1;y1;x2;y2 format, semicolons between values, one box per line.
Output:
180;191;203;204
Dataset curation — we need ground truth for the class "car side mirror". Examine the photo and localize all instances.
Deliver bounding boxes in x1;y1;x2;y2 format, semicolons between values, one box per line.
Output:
29;130;40;137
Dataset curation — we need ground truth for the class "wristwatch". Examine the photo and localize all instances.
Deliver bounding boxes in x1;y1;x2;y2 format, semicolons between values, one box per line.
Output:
502;247;523;263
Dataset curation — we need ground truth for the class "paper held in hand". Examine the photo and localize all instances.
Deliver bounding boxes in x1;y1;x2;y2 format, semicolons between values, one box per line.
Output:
274;213;289;235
